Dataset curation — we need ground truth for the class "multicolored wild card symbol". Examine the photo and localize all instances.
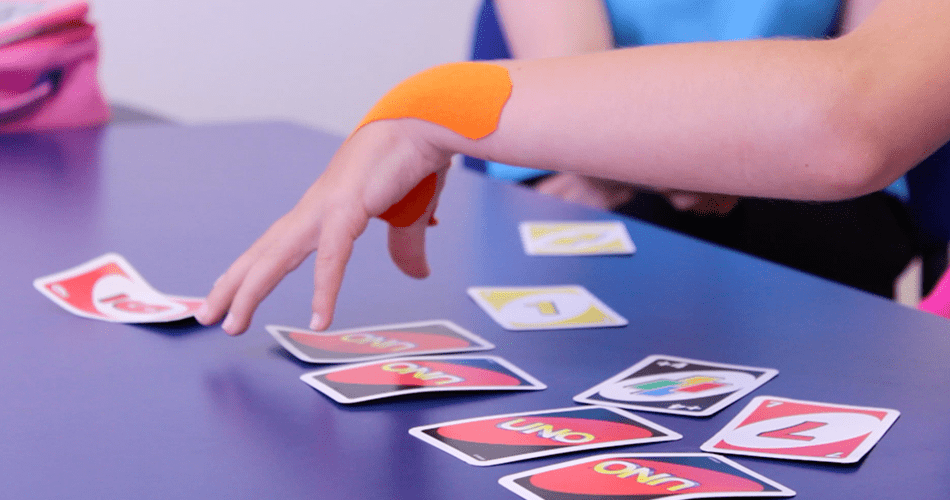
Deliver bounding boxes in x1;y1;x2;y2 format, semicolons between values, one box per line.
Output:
33;253;204;323
574;355;778;417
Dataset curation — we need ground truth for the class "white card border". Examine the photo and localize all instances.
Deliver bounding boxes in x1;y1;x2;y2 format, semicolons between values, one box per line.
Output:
700;395;901;463
267;320;494;364
519;220;636;256
32;252;194;323
300;354;546;404
498;452;796;500
408;405;682;466
467;285;629;331
573;354;778;417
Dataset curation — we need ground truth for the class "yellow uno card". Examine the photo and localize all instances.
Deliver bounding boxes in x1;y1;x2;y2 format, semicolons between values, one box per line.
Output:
519;221;636;256
467;285;628;331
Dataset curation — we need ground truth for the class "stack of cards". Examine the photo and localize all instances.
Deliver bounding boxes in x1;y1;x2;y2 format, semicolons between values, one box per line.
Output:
33;253;204;323
267;320;546;404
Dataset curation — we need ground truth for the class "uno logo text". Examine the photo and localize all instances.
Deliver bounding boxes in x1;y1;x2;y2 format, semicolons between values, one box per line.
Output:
496;418;595;443
381;361;464;385
593;460;699;492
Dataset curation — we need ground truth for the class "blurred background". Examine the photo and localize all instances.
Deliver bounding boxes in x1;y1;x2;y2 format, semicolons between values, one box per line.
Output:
92;0;482;135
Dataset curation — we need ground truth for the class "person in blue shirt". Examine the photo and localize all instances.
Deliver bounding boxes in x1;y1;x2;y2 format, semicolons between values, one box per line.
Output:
197;0;950;335
471;0;925;299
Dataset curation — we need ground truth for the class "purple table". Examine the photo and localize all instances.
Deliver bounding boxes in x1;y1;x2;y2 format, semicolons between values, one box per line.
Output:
2;123;948;499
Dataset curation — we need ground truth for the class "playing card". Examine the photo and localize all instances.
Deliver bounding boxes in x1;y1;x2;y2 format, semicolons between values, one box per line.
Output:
701;395;900;463
519;221;636;256
467;285;628;331
574;355;777;417
33;253;203;323
266;320;493;364
498;452;795;500
409;406;681;466
300;355;545;404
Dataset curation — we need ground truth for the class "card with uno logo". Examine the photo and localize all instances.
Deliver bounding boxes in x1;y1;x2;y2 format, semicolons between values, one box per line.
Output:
519;221;636;256
33;253;204;323
574;355;778;417
300;355;545;404
498;452;795;500
701;396;900;464
409;406;681;466
467;285;628;331
266;320;493;364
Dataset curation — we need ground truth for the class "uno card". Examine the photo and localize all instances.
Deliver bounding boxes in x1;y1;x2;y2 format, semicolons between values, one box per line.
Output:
266;320;493;364
467;285;628;331
409;406;681;466
498;452;795;500
519;221;636;256
574;355;777;417
701;396;900;463
33;253;203;323
300;355;545;404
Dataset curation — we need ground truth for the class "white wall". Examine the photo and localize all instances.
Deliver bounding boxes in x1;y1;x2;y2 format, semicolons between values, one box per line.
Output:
90;0;482;135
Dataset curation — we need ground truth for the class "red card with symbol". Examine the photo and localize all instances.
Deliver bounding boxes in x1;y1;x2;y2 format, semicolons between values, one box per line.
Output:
33;253;204;323
701;396;900;463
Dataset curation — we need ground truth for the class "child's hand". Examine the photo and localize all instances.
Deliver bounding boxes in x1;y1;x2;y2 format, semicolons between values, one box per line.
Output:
195;120;451;335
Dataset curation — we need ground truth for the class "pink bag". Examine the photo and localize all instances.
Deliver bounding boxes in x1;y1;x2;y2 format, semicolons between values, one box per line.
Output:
0;1;109;132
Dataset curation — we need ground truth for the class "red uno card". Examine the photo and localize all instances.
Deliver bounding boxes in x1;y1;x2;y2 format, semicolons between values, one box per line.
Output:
33;253;203;323
300;355;545;404
266;320;493;363
408;406;681;466
574;355;778;417
499;453;795;500
701;396;900;463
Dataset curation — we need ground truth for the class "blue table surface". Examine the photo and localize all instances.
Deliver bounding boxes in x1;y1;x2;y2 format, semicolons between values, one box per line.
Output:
1;123;948;499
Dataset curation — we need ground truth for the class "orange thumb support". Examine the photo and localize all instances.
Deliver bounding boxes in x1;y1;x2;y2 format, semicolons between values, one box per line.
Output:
356;62;513;227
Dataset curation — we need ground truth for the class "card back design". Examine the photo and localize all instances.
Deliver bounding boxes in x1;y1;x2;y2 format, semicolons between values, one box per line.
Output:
700;396;900;463
519;221;636;256
267;320;493;363
300;355;545;404
499;453;795;500
33;253;202;323
574;355;778;417
467;285;628;331
409;406;681;466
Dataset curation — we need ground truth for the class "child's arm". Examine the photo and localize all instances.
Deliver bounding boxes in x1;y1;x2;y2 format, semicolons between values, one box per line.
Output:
197;0;950;334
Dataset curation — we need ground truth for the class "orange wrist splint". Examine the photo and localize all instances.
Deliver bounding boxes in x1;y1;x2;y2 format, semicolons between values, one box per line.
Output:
355;62;513;227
